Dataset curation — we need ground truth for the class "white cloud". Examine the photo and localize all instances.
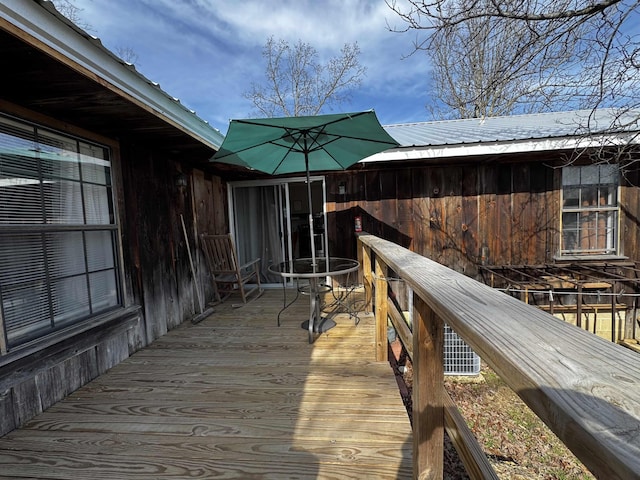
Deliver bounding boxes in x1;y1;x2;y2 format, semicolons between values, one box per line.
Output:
205;1;394;47
70;0;432;130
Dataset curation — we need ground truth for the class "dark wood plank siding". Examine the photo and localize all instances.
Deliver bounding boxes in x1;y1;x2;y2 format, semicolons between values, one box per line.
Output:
478;165;497;266
193;170;227;236
329;157;640;276
511;163;531;264
495;164;514;265
411;168;429;256
620;168;640;259
121;147;176;341
326;159;587;274
396;168;415;249
120;145;227;345
461;166;479;274
618;169;640;339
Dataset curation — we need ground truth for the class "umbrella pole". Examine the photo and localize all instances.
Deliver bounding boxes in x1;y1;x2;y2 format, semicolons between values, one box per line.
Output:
304;150;317;268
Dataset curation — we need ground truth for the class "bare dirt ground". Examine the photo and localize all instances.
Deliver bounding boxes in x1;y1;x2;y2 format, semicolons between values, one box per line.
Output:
389;339;595;479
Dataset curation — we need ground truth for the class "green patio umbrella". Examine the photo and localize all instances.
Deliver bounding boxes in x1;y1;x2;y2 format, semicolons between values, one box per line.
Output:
211;110;399;266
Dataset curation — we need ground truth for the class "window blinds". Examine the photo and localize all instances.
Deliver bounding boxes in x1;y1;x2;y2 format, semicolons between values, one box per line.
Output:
0;115;121;350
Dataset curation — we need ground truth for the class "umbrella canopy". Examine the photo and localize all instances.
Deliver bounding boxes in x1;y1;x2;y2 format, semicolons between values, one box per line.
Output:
211;110;399;265
212;110;398;174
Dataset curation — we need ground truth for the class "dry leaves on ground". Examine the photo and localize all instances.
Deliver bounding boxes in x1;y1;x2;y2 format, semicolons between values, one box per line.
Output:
390;341;595;480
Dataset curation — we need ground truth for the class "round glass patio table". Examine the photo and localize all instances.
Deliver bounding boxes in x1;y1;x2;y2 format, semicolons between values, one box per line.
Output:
269;257;360;343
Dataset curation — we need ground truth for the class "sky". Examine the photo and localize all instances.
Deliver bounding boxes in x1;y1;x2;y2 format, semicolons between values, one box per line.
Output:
69;0;433;135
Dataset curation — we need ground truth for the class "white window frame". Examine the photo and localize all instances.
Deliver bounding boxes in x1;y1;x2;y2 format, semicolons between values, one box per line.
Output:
560;164;620;257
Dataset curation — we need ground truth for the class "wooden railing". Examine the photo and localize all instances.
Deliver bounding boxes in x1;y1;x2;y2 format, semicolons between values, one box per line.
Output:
357;233;640;480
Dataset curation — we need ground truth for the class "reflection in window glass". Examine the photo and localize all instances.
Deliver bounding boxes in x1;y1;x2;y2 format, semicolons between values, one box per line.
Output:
561;165;618;255
0;115;121;350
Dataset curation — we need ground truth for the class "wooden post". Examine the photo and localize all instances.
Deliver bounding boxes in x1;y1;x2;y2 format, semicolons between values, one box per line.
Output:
632;293;638;339
611;281;617;342
0;312;6;354
413;293;444;480
357;235;363;284
374;256;388;362
577;285;583;329
359;239;373;314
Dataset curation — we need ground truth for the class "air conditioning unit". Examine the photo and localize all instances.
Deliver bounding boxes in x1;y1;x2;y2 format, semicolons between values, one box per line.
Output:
443;323;481;376
388;278;481;376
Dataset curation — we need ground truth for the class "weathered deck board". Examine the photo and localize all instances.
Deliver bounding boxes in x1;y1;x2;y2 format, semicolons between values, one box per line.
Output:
0;290;412;479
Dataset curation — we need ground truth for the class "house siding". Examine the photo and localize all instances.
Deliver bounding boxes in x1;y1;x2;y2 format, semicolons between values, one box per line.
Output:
326;154;638;274
0;105;227;437
119;143;227;345
325;153;640;342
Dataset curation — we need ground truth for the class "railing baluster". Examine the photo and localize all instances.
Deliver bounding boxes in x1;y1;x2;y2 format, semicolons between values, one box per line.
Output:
412;293;444;479
374;255;388;361
359;239;373;314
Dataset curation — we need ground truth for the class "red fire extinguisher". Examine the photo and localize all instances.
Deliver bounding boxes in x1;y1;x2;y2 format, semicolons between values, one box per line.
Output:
354;215;362;232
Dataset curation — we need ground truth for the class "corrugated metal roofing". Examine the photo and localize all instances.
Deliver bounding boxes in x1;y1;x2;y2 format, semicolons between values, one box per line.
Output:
383;109;640;147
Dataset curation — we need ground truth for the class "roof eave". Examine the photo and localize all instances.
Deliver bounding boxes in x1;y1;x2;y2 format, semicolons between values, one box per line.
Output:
362;131;640;164
0;0;224;149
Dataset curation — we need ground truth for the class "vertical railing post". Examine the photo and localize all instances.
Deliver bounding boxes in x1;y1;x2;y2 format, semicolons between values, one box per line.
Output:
611;280;617;342
374;255;388;362
360;241;373;314
413;293;444;480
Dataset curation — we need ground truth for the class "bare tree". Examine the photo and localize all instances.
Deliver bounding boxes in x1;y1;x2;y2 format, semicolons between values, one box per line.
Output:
424;0;591;119
243;37;366;117
388;0;640;126
51;0;92;31
115;46;139;65
52;1;140;67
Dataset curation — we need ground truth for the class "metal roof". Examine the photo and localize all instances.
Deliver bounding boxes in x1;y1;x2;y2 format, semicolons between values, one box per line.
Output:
383;109;640;147
363;109;640;163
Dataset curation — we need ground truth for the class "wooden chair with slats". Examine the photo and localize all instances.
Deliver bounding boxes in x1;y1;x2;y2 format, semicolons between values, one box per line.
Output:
200;234;263;307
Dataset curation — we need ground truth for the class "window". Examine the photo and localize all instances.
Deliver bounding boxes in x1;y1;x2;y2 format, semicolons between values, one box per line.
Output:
561;164;619;256
0;115;121;351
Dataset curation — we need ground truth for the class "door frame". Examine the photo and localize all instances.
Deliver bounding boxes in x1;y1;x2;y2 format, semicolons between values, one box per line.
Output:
227;175;328;286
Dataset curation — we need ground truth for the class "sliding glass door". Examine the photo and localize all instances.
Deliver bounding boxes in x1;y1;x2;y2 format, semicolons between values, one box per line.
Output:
228;176;327;285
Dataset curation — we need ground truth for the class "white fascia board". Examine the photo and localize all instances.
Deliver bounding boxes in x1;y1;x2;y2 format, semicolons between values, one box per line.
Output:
362;132;640;164
0;1;224;149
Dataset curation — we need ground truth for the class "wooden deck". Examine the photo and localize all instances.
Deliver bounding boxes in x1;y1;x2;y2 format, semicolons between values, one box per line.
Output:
0;289;412;479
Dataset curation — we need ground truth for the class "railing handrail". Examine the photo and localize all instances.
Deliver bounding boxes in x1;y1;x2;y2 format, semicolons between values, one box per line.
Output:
358;233;640;480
